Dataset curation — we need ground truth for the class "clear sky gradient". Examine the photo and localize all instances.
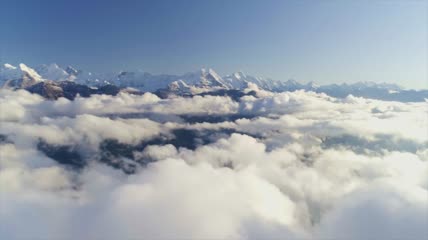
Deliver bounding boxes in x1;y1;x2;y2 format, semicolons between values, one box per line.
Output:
1;0;427;89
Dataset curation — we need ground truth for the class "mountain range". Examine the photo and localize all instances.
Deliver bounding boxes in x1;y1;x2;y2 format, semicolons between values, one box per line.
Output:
1;63;427;102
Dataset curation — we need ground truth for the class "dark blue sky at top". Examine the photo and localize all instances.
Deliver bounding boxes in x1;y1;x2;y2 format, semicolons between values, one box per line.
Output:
1;0;426;88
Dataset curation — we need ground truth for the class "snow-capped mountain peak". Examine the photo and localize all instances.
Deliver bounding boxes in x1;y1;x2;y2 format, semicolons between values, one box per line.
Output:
19;63;43;82
4;63;17;70
305;81;319;88
232;71;246;80
199;68;228;88
284;79;299;86
35;63;65;80
65;66;79;76
1;63;44;88
204;68;222;79
2;61;425;102
168;80;191;92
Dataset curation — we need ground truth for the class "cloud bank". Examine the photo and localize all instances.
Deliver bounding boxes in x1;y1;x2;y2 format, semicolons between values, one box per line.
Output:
0;87;427;239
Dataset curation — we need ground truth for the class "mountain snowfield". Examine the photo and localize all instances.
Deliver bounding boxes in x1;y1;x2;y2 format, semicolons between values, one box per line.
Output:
2;62;426;102
0;62;296;92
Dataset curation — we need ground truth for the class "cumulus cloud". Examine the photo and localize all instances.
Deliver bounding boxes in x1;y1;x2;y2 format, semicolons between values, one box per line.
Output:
0;88;427;239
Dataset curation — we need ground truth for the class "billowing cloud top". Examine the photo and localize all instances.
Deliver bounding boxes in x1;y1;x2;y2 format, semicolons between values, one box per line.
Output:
0;87;427;239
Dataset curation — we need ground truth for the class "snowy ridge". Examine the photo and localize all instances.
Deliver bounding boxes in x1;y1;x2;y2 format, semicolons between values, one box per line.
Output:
35;63;74;81
1;62;427;102
1;63;44;88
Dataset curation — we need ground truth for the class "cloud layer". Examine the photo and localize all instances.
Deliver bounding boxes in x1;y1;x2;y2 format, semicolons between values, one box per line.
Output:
0;88;427;239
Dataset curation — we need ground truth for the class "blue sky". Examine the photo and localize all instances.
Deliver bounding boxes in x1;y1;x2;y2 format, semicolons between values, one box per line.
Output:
1;0;426;89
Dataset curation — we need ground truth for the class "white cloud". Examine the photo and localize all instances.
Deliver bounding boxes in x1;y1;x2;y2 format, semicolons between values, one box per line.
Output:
0;88;427;239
